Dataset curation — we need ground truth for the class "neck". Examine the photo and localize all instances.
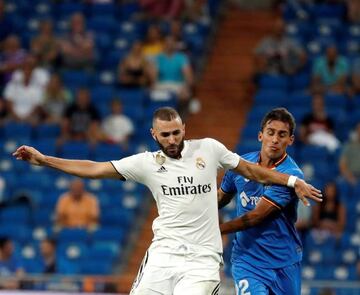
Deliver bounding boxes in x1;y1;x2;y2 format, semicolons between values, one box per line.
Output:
259;151;286;168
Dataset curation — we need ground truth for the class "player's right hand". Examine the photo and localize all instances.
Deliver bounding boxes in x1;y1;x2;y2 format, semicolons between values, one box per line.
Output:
12;145;45;166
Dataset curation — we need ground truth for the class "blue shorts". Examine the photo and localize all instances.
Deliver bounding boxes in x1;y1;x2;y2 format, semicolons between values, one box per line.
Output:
232;262;301;295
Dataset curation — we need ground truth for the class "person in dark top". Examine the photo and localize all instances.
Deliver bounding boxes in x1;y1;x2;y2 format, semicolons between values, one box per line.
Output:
0;0;15;45
312;182;346;240
118;41;151;88
40;239;56;274
60;87;100;144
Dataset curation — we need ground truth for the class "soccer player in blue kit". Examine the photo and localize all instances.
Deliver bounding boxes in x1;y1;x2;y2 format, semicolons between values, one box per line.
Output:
218;108;307;295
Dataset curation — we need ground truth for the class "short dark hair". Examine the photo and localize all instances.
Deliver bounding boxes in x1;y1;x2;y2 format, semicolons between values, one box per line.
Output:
261;108;296;135
153;107;181;123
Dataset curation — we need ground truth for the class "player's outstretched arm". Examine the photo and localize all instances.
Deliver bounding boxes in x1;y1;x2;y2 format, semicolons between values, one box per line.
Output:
12;145;124;180
233;159;322;206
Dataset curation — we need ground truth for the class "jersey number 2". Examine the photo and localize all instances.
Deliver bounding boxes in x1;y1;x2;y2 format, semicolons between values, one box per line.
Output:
238;279;250;295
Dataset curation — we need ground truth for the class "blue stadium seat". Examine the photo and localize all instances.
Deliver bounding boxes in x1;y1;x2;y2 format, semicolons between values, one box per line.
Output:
287;91;312;108
89;3;115;17
254;90;288;107
59;142;91;160
93;143;126;162
62;70;92;89
235;140;261;155
33;124;61;140
324;93;347;110
88;17;117;34
241;124;259;142
117;88;146;107
0;224;32;243
289;72;311;91
90;85;115;105
100;209;132;228
80;259;112;275
298;144;329;163
57;229;89;243
57;2;85;17
3;122;32;140
0;205;31;224
258;75;288;90
91;227;125;244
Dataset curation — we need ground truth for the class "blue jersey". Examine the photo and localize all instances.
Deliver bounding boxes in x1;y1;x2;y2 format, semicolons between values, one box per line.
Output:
221;151;303;270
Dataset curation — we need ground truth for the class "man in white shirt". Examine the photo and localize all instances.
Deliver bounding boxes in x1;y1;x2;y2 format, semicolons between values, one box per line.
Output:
13;107;321;295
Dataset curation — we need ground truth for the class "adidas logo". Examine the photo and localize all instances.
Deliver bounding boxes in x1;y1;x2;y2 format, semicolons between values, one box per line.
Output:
157;166;168;173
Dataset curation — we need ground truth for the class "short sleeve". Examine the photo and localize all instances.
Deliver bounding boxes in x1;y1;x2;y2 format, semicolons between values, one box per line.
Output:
263;168;304;209
220;171;237;194
207;138;240;170
111;153;148;183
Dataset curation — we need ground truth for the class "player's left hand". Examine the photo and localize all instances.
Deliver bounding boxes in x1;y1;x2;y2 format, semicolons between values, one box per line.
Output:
294;178;322;206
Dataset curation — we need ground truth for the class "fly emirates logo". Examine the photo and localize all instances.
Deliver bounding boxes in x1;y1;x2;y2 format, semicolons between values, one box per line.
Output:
161;176;211;196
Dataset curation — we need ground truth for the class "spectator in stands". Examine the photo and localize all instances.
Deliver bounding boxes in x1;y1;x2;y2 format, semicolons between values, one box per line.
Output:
347;0;360;23
30;20;59;69
101;99;134;145
168;20;189;53
55;178;99;231
183;0;210;22
312;45;349;94
59;13;95;70
3;54;50;124
42;73;72;124
318;288;335;295
295;201;312;247
142;24;164;61
118;41;151;88
60;87;100;144
254;18;306;76
299;94;340;152
0;237;24;289
312;182;346;240
339;122;360;185
39;238;56;274
0;98;9;125
349;57;360;97
0;35;27;85
151;36;194;118
139;0;184;20
0;0;15;45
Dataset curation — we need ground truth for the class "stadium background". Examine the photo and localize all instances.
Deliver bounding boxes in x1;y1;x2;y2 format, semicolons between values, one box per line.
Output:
0;0;359;294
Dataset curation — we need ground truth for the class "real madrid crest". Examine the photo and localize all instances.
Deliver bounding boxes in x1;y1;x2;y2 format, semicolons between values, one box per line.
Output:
156;152;166;165
196;157;206;170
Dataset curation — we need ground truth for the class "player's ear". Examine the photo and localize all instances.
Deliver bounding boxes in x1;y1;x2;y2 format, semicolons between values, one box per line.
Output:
150;128;156;140
288;134;295;146
258;131;263;142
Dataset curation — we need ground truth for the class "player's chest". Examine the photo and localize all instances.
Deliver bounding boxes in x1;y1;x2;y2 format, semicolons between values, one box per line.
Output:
236;181;264;210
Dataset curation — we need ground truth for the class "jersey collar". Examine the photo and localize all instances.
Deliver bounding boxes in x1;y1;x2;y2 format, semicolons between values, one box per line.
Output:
257;152;287;170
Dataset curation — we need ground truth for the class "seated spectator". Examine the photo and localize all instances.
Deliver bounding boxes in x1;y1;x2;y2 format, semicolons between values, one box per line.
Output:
183;0;210;22
295;201;312;247
0;0;15;44
349;57;360;97
299;94;340;152
30;20;59;69
42;73;72;124
3;54;50;124
0;237;24;289
55;178;99;231
168;20;189;53
60;87;100;144
0;35;27;85
101;99;134;145
142;25;164;61
254;18;306;76
311;182;346;240
0;97;9;126
339;122;360;185
312;45;349;94
118;41;151;88
59;13;95;70
347;0;360;23
139;0;184;20
151;36;194;118
39;238;57;274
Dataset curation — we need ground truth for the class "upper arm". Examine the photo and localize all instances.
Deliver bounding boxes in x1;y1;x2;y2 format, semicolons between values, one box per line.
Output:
94;161;125;180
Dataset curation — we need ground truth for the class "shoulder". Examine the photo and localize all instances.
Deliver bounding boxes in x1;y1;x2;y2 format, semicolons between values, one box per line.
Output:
241;151;259;162
278;156;304;179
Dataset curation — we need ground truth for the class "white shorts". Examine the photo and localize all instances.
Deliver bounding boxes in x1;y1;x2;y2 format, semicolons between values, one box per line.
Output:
130;241;221;295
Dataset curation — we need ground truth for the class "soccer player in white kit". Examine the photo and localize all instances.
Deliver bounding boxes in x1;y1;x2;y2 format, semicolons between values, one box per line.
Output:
13;107;322;295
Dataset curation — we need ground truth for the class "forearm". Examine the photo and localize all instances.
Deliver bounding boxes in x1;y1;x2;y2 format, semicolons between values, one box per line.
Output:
42;156;104;178
220;211;263;234
236;160;289;185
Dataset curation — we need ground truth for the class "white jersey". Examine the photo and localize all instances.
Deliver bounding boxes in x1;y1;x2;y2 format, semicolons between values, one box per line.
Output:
111;138;240;254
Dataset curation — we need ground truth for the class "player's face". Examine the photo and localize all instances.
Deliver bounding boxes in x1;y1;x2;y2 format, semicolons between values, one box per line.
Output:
151;118;185;159
259;120;294;161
